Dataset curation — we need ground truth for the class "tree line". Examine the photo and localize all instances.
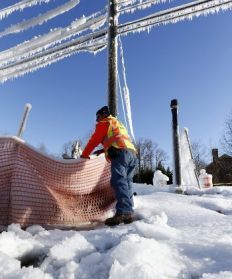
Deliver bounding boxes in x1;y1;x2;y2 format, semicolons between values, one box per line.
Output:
133;138;172;185
37;110;232;185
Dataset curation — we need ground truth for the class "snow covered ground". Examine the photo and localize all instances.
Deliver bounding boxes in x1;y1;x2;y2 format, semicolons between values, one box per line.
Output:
1;184;232;279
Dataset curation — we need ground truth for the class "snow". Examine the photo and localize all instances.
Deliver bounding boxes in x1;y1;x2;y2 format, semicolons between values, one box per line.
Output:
1;184;232;278
153;170;169;186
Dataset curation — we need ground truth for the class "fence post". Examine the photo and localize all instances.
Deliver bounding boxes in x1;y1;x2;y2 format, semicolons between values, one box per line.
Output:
108;0;118;116
170;99;181;186
17;103;32;138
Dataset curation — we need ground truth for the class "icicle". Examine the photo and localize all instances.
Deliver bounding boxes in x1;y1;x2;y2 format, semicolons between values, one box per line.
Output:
0;36;107;83
0;0;52;20
0;13;107;67
117;70;129;130
0;0;80;38
118;0;167;15
119;0;232;36
117;0;139;9
1;0;231;82
118;36;136;143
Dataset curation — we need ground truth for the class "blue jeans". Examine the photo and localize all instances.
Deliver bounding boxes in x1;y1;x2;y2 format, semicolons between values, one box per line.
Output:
110;149;138;214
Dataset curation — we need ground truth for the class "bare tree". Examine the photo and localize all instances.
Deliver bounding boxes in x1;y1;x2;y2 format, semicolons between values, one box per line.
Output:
191;141;208;175
137;138;154;171
135;138;169;184
221;112;232;156
137;138;169;170
154;145;169;169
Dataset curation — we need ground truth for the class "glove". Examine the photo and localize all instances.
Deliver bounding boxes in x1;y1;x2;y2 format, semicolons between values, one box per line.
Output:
80;155;90;159
93;149;104;156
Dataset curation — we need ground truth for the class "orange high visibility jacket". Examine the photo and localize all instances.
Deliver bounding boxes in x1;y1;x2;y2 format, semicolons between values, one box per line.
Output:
82;115;136;159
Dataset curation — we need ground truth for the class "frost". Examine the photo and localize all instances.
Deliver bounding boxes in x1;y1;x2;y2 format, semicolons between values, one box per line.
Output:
0;13;107;68
0;0;52;20
118;0;167;15
0;0;80;38
118;0;232;36
117;0;140;8
0;30;107;83
1;0;232;82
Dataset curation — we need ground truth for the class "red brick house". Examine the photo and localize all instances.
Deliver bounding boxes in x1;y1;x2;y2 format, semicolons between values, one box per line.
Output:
206;149;232;185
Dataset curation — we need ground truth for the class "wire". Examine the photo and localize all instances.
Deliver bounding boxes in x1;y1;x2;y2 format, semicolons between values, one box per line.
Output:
118;0;232;35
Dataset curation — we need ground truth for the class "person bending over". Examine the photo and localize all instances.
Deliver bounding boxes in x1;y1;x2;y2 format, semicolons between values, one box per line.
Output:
81;106;137;226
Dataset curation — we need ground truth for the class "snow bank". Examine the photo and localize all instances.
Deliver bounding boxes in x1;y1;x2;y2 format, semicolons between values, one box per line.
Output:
1;185;232;278
109;234;184;279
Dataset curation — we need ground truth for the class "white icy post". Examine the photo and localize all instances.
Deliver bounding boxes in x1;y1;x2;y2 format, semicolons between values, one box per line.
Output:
71;140;82;159
17;103;32;138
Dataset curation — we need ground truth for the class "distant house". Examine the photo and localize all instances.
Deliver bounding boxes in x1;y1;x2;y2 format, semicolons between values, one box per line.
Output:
206;149;232;185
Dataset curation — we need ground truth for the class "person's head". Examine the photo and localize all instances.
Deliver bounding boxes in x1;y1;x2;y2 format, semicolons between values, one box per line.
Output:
96;106;110;122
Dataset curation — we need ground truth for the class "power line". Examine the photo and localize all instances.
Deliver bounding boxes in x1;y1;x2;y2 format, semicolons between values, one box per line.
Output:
0;29;107;71
1;0;231;81
118;0;232;35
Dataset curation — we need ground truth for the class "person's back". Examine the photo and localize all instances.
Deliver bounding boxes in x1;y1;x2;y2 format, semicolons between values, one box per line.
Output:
102;115;136;160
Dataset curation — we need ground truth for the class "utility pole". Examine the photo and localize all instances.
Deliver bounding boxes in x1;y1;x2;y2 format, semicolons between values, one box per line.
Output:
170;99;181;186
108;0;118;116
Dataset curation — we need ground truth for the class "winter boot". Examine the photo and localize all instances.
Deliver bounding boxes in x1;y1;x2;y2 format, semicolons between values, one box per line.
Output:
105;213;134;226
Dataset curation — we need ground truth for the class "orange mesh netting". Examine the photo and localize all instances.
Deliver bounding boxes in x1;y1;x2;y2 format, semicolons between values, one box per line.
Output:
0;137;115;229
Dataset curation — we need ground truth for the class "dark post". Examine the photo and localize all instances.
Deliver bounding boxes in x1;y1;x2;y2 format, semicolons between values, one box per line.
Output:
108;0;118;116
170;99;181;186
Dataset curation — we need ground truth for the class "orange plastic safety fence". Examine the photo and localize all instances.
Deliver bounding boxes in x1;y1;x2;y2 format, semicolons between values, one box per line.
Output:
0;137;115;229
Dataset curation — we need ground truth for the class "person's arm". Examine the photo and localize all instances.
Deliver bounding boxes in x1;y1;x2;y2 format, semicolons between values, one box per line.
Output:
81;121;109;158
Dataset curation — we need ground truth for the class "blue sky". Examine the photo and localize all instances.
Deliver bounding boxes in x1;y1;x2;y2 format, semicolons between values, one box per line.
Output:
0;0;232;164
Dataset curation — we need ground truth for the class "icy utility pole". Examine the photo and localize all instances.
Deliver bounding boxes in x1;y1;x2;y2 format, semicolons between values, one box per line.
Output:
108;0;118;116
17;103;32;138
